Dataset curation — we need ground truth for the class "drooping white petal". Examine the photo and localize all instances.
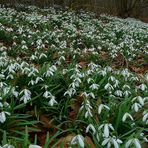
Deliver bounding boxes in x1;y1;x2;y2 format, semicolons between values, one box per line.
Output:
104;124;109;137
134;139;141;148
125;139;133;148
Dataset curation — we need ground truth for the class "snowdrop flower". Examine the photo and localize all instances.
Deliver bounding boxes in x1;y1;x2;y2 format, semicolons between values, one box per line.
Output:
88;92;95;99
123;90;131;97
44;65;57;77
113;80;120;88
87;78;94;84
41;85;49;90
31;55;38;60
137;84;147;91
28;80;36;86
11;88;19;98
29;144;42;148
0;111;10;123
104;83;114;91
123;84;130;90
86;124;96;135
132;96;144;106
64;88;76;97
102;136;122;148
89;84;99;90
69;81;80;89
80;100;93;118
48;96;57;106
43;91;52;99
0;144;14;148
132;102;142;112
108;76;116;82
39;53;47;59
122;113;133;122
125;138;141;148
114;90;123;97
35;77;44;84
99;70;107;76
71;134;85;148
98;123;114;138
130;76;139;81
142;111;148;124
22;45;28;50
20;89;31;104
6;74;14;80
98;104;110;114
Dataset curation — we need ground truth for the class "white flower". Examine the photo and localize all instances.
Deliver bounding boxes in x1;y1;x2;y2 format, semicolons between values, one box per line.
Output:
39;53;47;59
102;136;122;148
0;111;10;123
123;90;131;97
1;144;15;148
125;138;141;148
114;90;123;97
29;144;42;148
98;104;110;114
35;77;44;84
104;83;114;91
87;78;94;84
64;88;76;97
132;102;142;112
48;96;57;106
86;124;96;135
89;84;99;90
132;96;144;106
122;113;133;122
88;92;95;99
20;89;31;104
142;111;148;124
99;123;114;138
43;91;52;98
71;134;85;148
137;84;147;91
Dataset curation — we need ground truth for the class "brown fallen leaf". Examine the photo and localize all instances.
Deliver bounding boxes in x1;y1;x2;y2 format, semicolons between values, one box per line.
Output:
85;136;96;148
55;134;76;148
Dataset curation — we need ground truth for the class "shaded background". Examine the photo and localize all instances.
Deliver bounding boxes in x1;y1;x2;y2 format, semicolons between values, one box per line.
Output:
0;0;148;22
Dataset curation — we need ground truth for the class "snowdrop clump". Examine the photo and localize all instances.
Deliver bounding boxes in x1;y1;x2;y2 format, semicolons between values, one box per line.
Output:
0;5;147;147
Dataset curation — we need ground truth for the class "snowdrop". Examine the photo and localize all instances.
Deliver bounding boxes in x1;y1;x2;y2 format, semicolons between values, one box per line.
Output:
114;90;123;97
29;144;42;148
122;113;133;122
98;104;110;114
35;77;44;84
137;84;147;91
0;111;10;123
86;124;96;135
123;90;131;97
71;134;85;148
39;53;47;59
89;83;99;90
132;102;142;112
125;138;141;148
48;96;57;106
80;99;93;118
0;144;14;148
132;96;144;106
64;88;76;97
104;83;114;91
43;91;52;99
87;78;94;84
102;136;122;148
98;123;114;138
20;89;31;104
142;111;148;124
